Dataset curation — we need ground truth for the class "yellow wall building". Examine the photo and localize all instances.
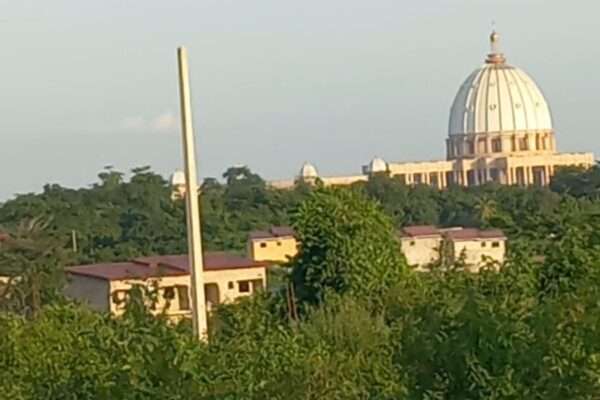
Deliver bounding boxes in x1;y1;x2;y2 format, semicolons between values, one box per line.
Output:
65;252;268;321
399;225;506;271
247;226;298;263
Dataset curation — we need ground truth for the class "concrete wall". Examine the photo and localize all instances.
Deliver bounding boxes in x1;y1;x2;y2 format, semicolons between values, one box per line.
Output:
108;275;192;317
204;267;267;303
108;267;267;317
400;236;506;271
400;236;442;269
66;266;267;320
64;275;110;312
248;236;298;263
452;238;506;271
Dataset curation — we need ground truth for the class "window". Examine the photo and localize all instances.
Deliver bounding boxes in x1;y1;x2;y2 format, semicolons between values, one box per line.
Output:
467;170;476;186
409;241;415;246
481;241;487;247
413;174;422;184
228;281;234;289
492;241;500;248
492;138;502;152
446;171;455;186
519;137;528;151
238;280;250;293
111;290;129;306
489;168;500;182
467;140;475;154
429;173;439;188
260;242;267;248
163;286;175;300
277;241;282;247
176;285;190;310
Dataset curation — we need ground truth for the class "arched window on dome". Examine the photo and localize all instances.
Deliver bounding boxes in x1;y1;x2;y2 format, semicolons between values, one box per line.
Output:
467;140;475;154
492;138;502;153
518;137;528;151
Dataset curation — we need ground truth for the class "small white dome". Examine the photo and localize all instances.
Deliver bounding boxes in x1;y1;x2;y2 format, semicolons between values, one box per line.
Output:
299;162;318;179
368;157;387;173
448;31;553;136
170;170;186;186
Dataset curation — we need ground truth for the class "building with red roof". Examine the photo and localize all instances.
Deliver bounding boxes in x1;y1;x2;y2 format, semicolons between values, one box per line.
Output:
399;225;506;271
247;226;298;263
65;252;269;320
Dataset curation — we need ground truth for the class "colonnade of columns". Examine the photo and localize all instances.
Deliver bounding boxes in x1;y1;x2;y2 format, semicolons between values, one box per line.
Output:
397;164;555;189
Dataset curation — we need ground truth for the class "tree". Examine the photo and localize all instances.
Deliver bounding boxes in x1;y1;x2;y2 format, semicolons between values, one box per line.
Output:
0;218;70;317
290;187;408;305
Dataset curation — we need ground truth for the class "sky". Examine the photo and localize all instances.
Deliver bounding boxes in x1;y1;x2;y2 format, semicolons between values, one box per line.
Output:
1;0;600;200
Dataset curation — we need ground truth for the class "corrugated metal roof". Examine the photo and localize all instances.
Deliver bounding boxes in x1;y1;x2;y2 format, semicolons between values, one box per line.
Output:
400;225;441;237
68;252;268;281
249;226;296;240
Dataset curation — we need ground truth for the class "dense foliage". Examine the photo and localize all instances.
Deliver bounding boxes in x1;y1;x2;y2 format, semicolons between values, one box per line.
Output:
2;165;600;398
291;187;407;304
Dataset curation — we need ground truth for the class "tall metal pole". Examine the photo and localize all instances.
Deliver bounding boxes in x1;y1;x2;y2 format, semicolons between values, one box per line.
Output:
177;46;208;339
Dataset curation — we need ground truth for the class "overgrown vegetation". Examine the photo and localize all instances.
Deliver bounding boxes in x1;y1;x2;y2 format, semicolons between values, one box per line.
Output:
2;164;600;398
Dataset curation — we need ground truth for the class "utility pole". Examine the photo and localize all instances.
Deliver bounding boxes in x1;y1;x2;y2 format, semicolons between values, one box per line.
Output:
177;46;208;339
71;230;78;253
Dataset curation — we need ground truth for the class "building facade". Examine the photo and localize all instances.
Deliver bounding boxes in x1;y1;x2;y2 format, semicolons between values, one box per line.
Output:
399;225;506;271
247;226;298;263
65;252;268;321
265;31;594;190
247;225;506;272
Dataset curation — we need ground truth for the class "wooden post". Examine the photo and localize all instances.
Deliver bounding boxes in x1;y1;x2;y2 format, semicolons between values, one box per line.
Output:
177;46;208;339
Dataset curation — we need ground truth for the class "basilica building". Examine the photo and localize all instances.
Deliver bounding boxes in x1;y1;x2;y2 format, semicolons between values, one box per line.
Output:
269;31;594;189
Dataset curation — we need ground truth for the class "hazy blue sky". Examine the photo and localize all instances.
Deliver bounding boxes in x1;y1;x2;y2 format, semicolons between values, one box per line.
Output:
1;0;599;199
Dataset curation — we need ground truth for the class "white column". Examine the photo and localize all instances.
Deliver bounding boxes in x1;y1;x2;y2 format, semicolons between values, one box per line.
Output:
177;47;208;340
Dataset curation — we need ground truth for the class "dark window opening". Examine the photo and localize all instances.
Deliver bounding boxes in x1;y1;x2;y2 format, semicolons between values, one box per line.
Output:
176;285;190;310
238;281;250;293
163;286;175;300
519;137;528;151
492;138;502;152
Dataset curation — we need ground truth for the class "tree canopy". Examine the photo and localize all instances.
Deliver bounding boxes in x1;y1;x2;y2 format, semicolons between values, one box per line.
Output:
3;164;600;398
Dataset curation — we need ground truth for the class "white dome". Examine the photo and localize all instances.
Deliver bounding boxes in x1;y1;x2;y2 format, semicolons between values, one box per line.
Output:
448;32;553;136
170;170;186;186
368;157;387;173
299;162;318;179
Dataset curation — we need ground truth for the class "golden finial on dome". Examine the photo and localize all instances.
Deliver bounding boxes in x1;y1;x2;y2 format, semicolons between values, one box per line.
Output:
485;26;506;64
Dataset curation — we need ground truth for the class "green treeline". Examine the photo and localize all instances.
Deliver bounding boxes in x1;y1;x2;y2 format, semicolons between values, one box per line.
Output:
2;164;600;398
1;164;599;262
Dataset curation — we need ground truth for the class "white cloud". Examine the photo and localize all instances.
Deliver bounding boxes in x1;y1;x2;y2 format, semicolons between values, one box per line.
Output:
150;111;178;133
120;111;179;134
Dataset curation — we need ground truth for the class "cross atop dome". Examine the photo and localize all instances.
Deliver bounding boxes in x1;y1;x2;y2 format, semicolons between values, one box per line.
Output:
485;30;506;64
